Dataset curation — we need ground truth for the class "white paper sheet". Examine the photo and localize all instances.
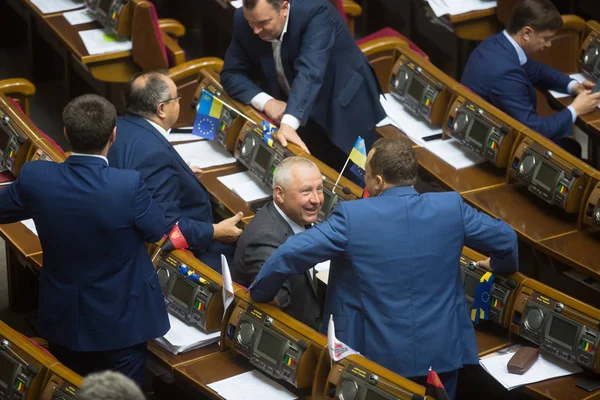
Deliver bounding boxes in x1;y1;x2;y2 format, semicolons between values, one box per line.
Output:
217;171;272;202
422;137;485;169
174;140;236;169
78;29;133;55
230;0;243;8
168;134;204;143
207;370;297;400
30;0;83;14
480;350;582;390
221;255;234;320
21;219;38;237
63;8;94;25
426;0;497;18
548;73;600;108
155;313;220;355
316;270;329;285
379;95;442;146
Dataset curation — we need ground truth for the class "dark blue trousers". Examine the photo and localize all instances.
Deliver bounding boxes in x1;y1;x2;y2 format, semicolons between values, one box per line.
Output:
49;342;147;387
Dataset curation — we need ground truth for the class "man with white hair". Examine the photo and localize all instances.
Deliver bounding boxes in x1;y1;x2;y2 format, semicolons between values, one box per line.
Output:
75;371;145;400
232;156;323;330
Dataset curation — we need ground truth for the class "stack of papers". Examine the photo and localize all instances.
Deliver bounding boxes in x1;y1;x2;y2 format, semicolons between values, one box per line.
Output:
78;29;133;55
174;140;236;169
217;171;272;202
30;0;83;14
207;370;297;400
480;350;582;390
426;0;497;18
154;314;220;355
21;219;38;237
63;9;94;26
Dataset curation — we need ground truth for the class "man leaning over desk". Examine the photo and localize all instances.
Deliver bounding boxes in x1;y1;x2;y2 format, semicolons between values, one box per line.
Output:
250;138;519;399
220;0;385;175
0;94;169;385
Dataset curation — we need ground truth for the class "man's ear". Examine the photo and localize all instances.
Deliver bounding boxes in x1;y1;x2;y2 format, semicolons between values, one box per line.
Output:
109;126;117;146
522;26;533;41
374;175;384;194
274;185;285;205
156;102;166;119
63;127;70;143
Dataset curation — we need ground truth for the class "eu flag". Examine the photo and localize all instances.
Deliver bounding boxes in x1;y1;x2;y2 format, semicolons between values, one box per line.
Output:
192;90;223;140
348;136;367;182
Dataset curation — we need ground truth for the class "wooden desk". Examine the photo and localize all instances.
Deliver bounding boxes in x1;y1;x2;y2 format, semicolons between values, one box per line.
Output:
537;229;600;279
28;252;43;272
0;221;42;258
147;341;220;374
175;350;311;399
447;8;501;42
475;325;512;357
525;372;600;400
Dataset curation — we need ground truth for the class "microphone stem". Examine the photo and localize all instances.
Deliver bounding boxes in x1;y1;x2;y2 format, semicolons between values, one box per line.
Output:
332;157;351;195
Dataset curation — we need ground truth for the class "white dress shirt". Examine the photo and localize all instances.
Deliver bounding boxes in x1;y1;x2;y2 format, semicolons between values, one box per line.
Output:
70;152;109;165
249;9;301;131
145;118;171;139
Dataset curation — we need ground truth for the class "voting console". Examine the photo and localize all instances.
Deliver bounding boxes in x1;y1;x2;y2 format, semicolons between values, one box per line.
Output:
583;181;600;230
510;279;600;372
510;137;587;213
0;107;28;178
38;364;81;400
388;54;451;125
83;0;129;35
581;24;600;80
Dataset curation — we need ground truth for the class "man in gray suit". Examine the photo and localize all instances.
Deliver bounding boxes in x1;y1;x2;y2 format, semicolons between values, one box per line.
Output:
232;157;323;330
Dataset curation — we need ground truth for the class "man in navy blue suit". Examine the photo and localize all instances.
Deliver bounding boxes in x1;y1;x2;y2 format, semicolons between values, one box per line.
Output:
221;0;386;173
0;94;169;385
108;71;243;272
461;0;600;157
250;138;519;399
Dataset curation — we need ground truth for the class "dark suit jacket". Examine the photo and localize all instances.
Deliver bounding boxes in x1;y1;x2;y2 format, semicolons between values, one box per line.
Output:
251;187;518;378
108;115;229;272
461;32;573;141
221;0;386;153
232;202;321;330
0;156;170;351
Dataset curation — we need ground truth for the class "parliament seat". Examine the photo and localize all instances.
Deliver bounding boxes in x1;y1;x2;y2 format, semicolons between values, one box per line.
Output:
0;79;35;118
329;0;363;37
358;36;412;91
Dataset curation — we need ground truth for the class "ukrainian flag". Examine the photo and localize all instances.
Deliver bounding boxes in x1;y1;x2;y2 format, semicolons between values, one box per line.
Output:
348;136;367;181
192;90;223;140
261;120;278;147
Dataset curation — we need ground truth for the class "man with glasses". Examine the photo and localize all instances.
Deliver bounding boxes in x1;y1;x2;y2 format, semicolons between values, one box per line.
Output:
221;0;385;176
108;71;243;272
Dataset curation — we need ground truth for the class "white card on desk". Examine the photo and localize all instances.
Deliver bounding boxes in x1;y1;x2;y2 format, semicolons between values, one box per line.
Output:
379;95;442;146
208;370;298;400
217;171;272;203
63;8;94;25
78;29;132;55
174;140;236;169
21;219;38;237
30;0;83;14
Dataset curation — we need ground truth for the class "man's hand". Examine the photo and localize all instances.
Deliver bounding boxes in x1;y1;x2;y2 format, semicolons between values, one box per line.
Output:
213;212;243;243
264;99;287;125
187;161;203;178
477;258;492;272
571;81;596;96
571;90;600;116
277;123;310;153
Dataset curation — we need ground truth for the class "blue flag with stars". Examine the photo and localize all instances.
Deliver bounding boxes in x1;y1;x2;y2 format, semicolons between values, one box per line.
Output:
192;91;222;140
261;120;278;147
348;136;367;184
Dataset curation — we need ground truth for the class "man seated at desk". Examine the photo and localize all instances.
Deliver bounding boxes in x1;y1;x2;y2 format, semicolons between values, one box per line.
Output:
108;71;243;272
461;0;600;157
220;0;385;175
232;157;323;330
0;94;169;385
249;138;519;399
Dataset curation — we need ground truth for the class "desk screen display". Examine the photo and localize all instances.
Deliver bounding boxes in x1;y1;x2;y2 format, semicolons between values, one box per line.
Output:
548;316;578;349
365;389;389;400
0;355;15;388
466;119;489;148
256;330;284;363
98;0;113;13
463;274;479;298
0;130;9;154
533;163;560;190
171;276;195;306
407;78;425;102
255;144;272;172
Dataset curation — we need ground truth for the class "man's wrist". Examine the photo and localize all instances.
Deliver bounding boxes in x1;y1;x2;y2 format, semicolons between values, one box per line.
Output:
567;105;578;121
250;92;275;112
281;114;300;130
567;80;579;95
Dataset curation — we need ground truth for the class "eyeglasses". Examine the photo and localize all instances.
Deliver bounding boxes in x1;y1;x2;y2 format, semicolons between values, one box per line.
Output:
159;95;181;105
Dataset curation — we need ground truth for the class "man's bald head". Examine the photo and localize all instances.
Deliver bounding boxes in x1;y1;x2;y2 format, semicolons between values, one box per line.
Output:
125;70;180;129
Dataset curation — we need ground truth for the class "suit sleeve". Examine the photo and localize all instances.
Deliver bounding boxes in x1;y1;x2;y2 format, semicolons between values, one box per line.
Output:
0;173;30;224
524;60;572;92
137;150;214;249
132;173;169;242
241;229;293;309
250;204;349;303
221;10;264;104
458;194;519;275
285;6;336;124
489;68;573;140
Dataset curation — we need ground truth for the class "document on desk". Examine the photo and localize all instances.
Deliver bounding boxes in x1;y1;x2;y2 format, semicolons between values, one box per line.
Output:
480;350;582;390
426;0;497;18
174;140;236;169
63;9;94;25
379;95;442;146
21;219;38;237
154;313;220;355
217;171;272;202
167;134;204;143
30;0;83;14
79;29;133;55
207;370;297;400
423;137;485;169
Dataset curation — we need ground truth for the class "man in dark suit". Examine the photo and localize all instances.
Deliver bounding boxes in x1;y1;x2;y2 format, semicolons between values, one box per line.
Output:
108;71;243;272
461;0;600;157
250;138;519;399
232;157;323;330
221;0;386;173
0;94;169;386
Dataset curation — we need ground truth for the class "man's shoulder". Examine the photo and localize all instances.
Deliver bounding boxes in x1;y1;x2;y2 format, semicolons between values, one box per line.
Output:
242;203;288;242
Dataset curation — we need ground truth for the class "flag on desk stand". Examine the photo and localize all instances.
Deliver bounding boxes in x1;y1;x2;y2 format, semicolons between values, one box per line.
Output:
261;120;278;148
328;315;360;363
151;222;189;263
221;255;235;321
192;90;223;140
332;136;367;194
470;271;495;325
426;367;451;400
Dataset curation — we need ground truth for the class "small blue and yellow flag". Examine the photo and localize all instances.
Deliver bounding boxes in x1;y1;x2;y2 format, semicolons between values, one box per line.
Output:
348;136;367;181
261;120;278;148
470;272;495;324
192;90;223;140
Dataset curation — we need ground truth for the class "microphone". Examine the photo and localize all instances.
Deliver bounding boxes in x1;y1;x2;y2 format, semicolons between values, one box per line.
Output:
321;175;352;196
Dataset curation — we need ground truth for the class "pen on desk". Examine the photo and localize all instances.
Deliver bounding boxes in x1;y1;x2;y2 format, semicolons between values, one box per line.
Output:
422;133;443;142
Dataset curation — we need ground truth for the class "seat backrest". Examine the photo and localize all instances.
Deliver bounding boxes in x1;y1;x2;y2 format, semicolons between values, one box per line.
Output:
496;0;519;25
530;15;586;74
131;0;169;70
